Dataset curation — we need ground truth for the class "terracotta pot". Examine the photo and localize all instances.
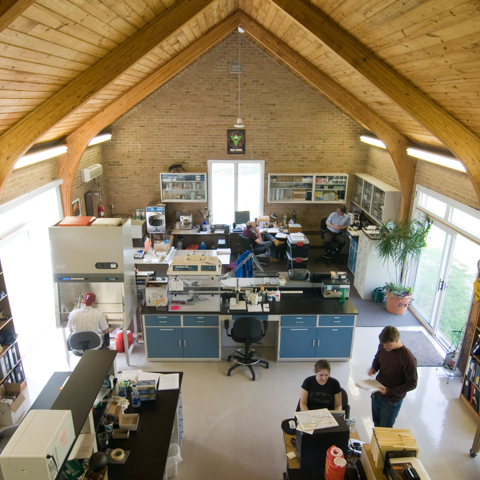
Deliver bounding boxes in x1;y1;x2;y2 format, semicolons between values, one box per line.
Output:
385;293;413;315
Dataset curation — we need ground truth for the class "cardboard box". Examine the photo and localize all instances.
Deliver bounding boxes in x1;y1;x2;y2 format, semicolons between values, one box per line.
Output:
288;224;302;233
131;219;146;239
0;381;27;426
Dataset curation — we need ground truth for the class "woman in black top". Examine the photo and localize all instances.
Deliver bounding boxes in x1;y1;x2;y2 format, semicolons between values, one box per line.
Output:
299;359;342;411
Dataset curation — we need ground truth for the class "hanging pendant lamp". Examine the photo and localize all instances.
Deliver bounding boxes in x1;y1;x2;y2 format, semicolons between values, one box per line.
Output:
234;27;245;128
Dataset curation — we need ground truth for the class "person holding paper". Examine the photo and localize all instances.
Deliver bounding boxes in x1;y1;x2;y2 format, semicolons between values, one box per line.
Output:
299;359;342;411
368;326;418;428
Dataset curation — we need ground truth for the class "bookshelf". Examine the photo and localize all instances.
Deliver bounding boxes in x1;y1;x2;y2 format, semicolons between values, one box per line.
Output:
0;259;26;389
460;301;480;419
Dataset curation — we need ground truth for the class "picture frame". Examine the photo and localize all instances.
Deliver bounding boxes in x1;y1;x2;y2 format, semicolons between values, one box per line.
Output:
72;198;81;216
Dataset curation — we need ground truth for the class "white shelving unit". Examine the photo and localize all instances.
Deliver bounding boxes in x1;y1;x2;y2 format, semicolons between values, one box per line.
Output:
268;173;348;203
352;173;400;223
160;173;207;203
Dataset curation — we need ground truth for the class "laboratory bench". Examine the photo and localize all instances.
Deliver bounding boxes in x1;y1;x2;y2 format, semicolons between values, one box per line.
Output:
141;289;358;362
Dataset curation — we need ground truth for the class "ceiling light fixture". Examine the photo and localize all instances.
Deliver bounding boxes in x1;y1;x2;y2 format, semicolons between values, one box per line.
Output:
407;147;466;172
360;135;386;149
14;145;68;170
88;133;112;146
234;28;245;129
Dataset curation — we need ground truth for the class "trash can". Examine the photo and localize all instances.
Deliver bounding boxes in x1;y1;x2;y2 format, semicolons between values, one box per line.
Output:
166;444;182;478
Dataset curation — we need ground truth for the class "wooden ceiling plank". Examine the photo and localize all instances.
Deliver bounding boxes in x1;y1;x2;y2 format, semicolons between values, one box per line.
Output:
182;23;197;43
0;0;36;33
262;3;279;29
58;11;239;214
26;4;120;51
0;0;216;198
270;0;480;204
0;56;79;78
240;11;415;219
99;0;155;30
196;11;209;33
203;3;216;29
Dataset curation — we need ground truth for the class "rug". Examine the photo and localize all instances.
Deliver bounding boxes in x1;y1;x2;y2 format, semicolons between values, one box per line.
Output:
399;331;444;367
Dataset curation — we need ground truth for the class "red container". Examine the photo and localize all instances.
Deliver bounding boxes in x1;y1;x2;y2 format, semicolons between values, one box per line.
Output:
115;330;133;352
325;445;346;480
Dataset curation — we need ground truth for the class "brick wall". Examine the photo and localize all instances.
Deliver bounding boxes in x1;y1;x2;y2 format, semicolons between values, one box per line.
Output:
102;34;369;229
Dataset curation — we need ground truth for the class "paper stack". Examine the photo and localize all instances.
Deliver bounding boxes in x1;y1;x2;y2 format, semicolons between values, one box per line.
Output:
295;408;338;434
355;378;384;393
371;427;418;469
158;373;180;391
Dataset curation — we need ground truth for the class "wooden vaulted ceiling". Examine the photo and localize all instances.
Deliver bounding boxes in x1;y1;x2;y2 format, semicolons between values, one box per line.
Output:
1;0;480;217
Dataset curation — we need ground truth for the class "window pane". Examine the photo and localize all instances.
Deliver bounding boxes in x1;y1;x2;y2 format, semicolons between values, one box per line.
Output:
419;192;447;217
238;163;261;220
450;208;480;240
210;163;234;224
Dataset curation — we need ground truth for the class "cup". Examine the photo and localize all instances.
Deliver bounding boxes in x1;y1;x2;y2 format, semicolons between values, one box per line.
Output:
104;422;114;434
267;292;274;302
98;432;109;448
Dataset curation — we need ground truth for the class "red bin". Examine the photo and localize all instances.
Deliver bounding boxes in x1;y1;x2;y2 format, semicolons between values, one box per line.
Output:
115;330;133;352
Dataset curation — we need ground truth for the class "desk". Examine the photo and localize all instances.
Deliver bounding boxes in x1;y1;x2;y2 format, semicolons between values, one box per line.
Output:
171;227;229;250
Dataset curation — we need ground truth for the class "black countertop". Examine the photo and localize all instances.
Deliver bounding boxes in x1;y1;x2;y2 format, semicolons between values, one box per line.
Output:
142;289;358;316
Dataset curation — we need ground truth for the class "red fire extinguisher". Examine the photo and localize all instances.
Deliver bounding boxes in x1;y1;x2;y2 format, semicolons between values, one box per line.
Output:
98;203;105;218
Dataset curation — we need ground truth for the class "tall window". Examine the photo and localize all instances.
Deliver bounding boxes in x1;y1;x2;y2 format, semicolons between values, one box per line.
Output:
208;160;264;224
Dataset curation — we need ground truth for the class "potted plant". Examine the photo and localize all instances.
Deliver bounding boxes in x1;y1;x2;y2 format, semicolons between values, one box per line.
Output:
376;215;433;315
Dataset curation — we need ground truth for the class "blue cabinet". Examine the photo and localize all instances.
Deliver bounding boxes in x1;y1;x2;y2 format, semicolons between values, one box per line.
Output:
144;315;219;360
279;327;316;358
316;327;353;358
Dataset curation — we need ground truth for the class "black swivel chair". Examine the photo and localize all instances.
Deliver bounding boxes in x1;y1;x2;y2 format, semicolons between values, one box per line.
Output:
225;317;269;381
296;387;350;418
68;331;103;356
238;234;268;267
316;217;339;266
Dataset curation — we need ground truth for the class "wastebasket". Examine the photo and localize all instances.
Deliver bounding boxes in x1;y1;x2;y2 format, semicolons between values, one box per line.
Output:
166;444;182;478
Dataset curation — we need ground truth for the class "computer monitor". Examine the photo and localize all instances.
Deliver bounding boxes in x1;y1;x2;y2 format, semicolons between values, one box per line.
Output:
234;211;250;226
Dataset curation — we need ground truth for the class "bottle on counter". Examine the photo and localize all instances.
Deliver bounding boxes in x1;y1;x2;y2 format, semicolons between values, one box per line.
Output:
260;287;266;302
275;289;281;302
131;385;141;408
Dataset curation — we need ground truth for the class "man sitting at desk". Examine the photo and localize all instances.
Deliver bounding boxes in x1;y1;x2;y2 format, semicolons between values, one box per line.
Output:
322;205;351;256
243;220;279;262
67;292;111;336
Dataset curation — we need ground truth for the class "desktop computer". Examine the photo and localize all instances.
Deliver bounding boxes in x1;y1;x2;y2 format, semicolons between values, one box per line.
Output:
295;416;349;469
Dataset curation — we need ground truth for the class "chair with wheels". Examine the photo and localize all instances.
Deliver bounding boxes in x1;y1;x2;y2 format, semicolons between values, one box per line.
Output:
225;317;269;380
238;234;267;268
316;217;339;266
68;331;104;356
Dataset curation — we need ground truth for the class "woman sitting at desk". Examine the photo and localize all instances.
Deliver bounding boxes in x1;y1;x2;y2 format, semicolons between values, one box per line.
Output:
299;359;342;411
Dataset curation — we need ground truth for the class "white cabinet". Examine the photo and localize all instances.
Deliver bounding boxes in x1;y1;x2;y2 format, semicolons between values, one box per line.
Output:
353;231;391;300
160;173;207;202
352;173;400;223
268;173;348;203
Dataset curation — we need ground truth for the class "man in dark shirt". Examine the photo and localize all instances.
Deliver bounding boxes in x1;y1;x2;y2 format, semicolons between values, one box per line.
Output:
368;326;417;428
242;221;279;262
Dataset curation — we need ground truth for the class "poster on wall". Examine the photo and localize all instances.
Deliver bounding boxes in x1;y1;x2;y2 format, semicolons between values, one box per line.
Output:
227;130;245;154
72;198;81;216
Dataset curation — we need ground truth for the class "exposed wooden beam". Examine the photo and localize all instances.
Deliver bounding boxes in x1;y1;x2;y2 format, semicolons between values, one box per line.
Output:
270;0;480;205
0;0;215;199
0;0;36;33
240;12;415;219
59;13;240;214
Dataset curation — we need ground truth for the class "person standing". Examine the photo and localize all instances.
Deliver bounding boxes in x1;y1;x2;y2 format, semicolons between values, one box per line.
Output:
368;326;417;428
322;205;351;255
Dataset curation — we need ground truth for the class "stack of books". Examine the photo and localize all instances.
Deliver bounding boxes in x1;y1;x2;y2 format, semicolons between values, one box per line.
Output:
292;189;306;201
370;427;418;469
464;357;480;412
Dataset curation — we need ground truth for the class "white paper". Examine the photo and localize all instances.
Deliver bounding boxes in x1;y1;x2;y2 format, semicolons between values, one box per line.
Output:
355;378;384;393
295;409;338;434
247;304;262;312
158;373;179;390
137;371;160;387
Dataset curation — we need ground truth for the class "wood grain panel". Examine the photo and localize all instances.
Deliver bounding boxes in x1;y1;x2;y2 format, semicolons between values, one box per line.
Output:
0;0;36;33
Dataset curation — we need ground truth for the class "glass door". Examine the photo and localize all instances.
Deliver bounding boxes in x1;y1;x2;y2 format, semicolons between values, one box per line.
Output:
412;222;480;347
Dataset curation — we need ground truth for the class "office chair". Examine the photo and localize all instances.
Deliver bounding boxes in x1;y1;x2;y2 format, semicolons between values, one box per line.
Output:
316;218;339;266
238;234;268;268
295;386;350;418
225;317;269;381
68;331;103;356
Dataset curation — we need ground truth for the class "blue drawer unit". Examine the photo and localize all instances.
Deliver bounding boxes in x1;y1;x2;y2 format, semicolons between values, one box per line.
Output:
281;316;317;327
317;315;355;326
183;328;219;358
183;315;219;327
279;327;316;358
316;328;353;358
348;235;358;274
144;315;181;327
145;328;182;358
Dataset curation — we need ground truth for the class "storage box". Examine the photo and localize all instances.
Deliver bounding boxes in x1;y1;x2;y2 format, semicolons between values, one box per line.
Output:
119;413;139;431
135;380;156;401
0;382;26;426
286;251;308;269
288;224;302;233
131;219;146;239
320;279;350;298
112;428;130;439
287;234;310;257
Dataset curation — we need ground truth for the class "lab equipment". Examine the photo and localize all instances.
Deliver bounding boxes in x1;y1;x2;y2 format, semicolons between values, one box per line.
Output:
146;205;166;234
180;214;193;230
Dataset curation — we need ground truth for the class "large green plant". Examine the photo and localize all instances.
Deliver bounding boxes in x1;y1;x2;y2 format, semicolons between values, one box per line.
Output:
376;215;433;296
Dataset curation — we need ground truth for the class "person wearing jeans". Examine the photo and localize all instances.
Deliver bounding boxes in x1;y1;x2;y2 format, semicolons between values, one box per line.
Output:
242;221;279;262
368;326;418;428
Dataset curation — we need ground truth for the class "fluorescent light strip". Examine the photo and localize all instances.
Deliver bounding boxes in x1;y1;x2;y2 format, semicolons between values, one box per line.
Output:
407;148;466;172
14;146;68;170
88;133;112;146
360;135;386;149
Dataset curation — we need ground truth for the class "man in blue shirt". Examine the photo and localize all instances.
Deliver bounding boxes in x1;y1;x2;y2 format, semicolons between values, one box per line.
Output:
322;205;351;255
